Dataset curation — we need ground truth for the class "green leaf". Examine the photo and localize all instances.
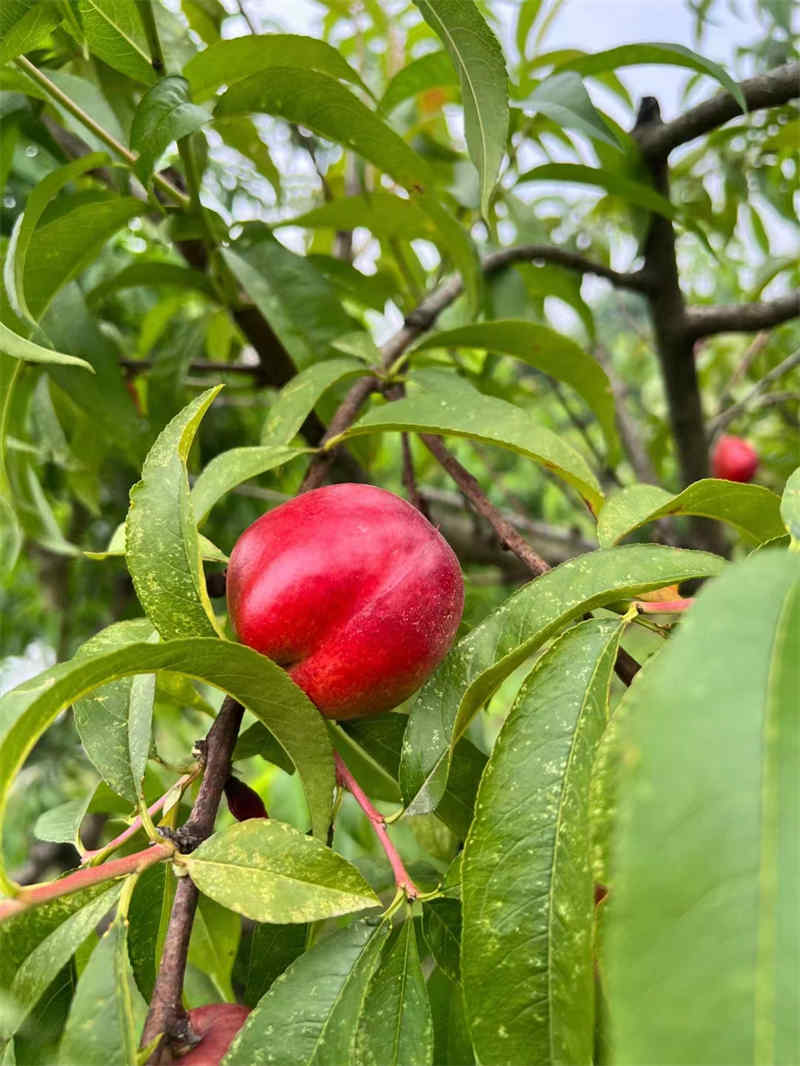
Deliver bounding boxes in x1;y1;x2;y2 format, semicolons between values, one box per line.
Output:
356;920;434;1066
225;918;389;1066
221;230;362;370
233;722;295;774
188;894;240;1001
428;967;475;1066
261;358;366;446
332;368;604;512
87;260;215;306
412;0;509;216
85;522;226;563
126;863;165;1000
184;33;370;101
126;387;223;639
605;550;799;1065
462;617;623;1066
34;797;91;847
39;285;144;465
400;545;725;817
0;319;93;373
23;197;143;320
0;636;335;892
183;820;378;924
129;75;210;183
77;0;156;85
597;479;786;548
0;885;122;1040
780;466;800;547
379;50;457;114
0;3;61;72
412;320;620;461
0;355;22;574
215;70;434;195
522;71;621;149
58;916;146;1066
238;923;308;1008
4;153;109;325
191;445;308;525
421;898;461;982
517;162;677;219
554;43;747;113
282;193;481;311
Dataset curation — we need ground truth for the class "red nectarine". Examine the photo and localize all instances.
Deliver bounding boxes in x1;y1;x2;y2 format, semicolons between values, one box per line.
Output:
711;435;758;482
180;1004;250;1066
227;484;464;719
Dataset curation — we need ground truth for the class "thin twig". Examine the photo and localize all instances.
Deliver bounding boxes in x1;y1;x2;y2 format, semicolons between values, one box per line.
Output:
0;844;172;923
14;57;189;208
334;752;419;900
400;434;427;515
140;697;245;1062
420;435;551;576
81;771;198;864
716;332;770;414
418;435;640;684
709;347;800;437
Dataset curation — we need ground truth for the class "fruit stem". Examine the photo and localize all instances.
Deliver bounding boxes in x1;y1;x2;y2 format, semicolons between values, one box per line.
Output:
333;751;420;901
81;770;199;865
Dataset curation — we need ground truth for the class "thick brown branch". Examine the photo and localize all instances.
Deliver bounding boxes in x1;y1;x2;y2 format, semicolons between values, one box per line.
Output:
637;61;800;160
686;292;800;340
140;697;245;1062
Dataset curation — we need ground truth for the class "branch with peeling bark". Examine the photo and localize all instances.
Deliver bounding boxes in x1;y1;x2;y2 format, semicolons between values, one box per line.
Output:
140;697;245;1063
636;61;800;160
687;292;800;340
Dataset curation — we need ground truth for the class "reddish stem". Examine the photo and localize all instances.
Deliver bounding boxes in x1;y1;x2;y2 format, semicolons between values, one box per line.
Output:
81;772;196;862
333;751;419;900
0;843;172;923
635;597;695;613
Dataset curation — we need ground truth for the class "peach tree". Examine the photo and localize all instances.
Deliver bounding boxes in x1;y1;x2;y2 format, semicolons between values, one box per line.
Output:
0;1;798;1064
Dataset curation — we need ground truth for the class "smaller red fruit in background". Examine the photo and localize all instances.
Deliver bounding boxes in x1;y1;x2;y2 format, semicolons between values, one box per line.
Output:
180;1004;250;1066
224;776;268;821
711;435;759;482
227;484;464;720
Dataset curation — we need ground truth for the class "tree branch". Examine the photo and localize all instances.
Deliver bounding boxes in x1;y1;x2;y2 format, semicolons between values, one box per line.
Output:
418;434;640;684
636;61;800;160
140;697;245;1062
299;244;647;491
420;435;551;576
686;292;800;340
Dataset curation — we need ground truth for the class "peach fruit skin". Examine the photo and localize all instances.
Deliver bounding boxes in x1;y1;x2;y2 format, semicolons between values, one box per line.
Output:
226;483;464;720
711;435;758;482
180;1004;250;1066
